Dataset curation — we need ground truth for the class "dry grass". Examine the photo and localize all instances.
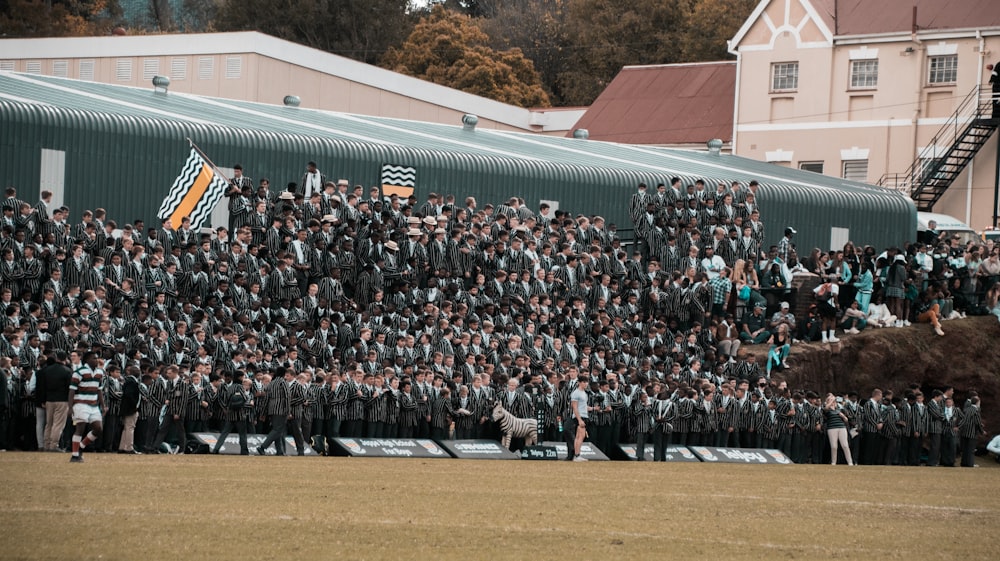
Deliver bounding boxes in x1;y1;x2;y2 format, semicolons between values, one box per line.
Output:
2;452;998;560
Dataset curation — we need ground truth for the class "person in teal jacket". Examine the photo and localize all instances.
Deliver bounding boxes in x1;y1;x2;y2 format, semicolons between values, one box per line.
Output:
853;262;874;313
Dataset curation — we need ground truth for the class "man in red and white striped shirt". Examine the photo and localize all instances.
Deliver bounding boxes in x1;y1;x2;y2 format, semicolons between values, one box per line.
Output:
68;351;105;463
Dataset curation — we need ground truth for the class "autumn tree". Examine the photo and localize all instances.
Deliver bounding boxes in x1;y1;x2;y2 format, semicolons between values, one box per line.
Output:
215;0;414;65
0;0;120;37
382;5;550;108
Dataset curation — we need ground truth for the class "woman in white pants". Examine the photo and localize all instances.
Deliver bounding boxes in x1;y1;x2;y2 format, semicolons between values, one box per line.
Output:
824;394;854;465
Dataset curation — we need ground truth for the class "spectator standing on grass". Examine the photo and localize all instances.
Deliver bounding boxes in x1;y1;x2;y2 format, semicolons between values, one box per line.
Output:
38;351;71;452
569;376;589;462
824;395;853;465
958;396;985;467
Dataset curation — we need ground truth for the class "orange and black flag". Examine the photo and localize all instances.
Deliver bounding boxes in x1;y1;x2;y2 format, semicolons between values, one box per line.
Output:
157;147;230;229
380;163;416;198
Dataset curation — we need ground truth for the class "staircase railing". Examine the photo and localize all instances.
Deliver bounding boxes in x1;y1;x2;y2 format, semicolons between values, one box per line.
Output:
876;85;996;194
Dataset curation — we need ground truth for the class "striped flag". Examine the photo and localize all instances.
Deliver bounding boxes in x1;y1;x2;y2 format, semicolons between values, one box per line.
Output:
380;164;416;198
157;147;230;229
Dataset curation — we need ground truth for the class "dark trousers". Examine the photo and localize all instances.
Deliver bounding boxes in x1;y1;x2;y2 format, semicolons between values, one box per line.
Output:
325;417;342;453
398;425;414;439
101;414;121;452
260;414;288;455
898;435;913;465
882;436;898;465
739;429;754;449
960;436;977;467
811;432;825;464
790;432;805;464
652;428;669;461
849;431;861;464
715;429;731;448
941;430;957;466
862;431;883;465
635;431;650;460
431;426;448;441
214;420;249;454
907;434;923;466
777;432;792;459
927;432;942;466
152;415;186;452
563;417;578;460
672;431;686;446
455;426;474;440
288;416;305;455
761;437;776;449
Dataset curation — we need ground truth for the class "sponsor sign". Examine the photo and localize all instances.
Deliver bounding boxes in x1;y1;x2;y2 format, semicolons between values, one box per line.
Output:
520;445;559;460
618;444;701;462
541;441;610;461
191;433;318;455
439;440;521;460
687;446;792;464
330;438;449;458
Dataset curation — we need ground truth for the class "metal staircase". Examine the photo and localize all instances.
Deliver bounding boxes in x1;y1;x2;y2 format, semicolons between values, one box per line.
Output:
878;86;998;211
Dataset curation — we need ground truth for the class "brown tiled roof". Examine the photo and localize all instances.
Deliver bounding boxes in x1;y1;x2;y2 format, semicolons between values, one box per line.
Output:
569;62;735;145
812;0;1000;36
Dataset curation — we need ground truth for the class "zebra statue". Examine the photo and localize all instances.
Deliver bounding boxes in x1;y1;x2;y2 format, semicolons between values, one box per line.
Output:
491;400;538;449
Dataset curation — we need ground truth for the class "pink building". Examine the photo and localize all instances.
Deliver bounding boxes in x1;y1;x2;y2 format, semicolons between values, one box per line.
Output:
729;0;1000;230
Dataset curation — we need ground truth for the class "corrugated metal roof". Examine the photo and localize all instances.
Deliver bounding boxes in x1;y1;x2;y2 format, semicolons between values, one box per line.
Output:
570;62;735;145
812;0;1000;36
0;71;916;251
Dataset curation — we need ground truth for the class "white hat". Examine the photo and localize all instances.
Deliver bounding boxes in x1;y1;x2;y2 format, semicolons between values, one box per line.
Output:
279;192;295;200
321;215;336;223
407;228;422;237
780;301;789;309
433;228;447;235
422;216;436;226
337;179;349;186
407;216;421;224
384;241;398;251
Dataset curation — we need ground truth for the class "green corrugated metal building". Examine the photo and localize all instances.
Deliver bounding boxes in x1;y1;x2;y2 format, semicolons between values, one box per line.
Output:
0;71;916;251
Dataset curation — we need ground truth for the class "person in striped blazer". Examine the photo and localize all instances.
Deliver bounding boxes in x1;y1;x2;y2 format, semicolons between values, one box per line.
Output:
213;371;253;455
397;380;419;439
323;372;349;448
150;365;189;454
429;386;455;441
257;366;294;456
958;395;985;467
860;389;886;465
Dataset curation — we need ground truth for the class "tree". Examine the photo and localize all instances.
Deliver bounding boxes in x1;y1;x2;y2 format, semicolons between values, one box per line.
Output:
555;0;691;106
679;0;756;61
215;0;414;66
478;0;571;105
382;6;550;107
0;0;120;37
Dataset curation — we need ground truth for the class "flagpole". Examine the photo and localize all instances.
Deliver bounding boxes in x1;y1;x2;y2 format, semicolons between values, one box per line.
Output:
185;137;232;184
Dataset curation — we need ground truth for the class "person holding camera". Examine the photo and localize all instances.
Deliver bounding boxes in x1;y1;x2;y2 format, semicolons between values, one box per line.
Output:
824;394;853;465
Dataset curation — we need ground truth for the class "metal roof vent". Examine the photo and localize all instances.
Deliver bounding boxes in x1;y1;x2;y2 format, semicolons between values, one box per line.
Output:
572;128;589;140
462;113;479;131
151;75;170;94
283;95;301;108
707;138;723;156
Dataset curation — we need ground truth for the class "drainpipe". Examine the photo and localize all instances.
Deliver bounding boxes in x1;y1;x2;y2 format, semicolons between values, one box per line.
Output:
968;30;986;225
731;48;741;155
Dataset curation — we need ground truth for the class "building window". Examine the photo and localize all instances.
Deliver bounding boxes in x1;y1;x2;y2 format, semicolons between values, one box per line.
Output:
0;60;14;71
116;59;132;81
771;62;799;92
842;160;869;183
850;59;878;89
225;56;242;79
25;61;41;74
171;58;187;80
143;59;160;81
928;54;957;84
799;161;824;174
198;57;214;80
79;60;95;81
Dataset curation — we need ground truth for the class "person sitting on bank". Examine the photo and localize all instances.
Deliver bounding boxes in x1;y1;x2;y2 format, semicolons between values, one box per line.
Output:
739;303;771;345
915;289;945;337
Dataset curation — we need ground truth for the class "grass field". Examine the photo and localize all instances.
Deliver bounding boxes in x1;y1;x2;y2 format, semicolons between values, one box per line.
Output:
2;453;998;561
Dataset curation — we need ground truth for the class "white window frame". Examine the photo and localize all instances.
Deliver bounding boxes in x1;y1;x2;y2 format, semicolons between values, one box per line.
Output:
849;59;878;90
79;60;95;81
798;161;824;174
928;54;957;85
842;160;869;183
770;62;799;92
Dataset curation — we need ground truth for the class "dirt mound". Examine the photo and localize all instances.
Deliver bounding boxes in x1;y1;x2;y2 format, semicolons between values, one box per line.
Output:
749;316;1000;441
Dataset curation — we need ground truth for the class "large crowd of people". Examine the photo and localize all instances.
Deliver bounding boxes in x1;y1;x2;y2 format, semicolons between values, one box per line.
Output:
0;167;993;466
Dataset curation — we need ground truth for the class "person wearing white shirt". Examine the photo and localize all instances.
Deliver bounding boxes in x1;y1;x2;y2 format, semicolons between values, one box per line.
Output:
701;246;726;280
